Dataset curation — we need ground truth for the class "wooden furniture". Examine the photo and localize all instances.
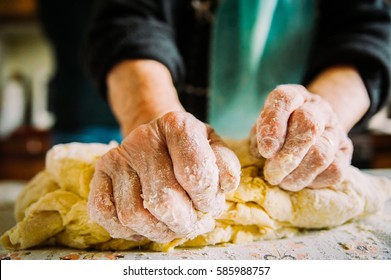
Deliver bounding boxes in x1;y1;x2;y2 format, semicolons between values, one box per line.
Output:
350;132;391;169
371;133;391;168
0;0;36;21
0;127;51;180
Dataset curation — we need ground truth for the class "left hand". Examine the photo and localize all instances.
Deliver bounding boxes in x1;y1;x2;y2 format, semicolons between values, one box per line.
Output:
250;84;353;191
88;111;240;243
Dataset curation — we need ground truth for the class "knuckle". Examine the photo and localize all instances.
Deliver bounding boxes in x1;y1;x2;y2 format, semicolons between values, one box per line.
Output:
160;111;182;124
269;87;286;100
160;111;194;128
328;163;344;183
298;110;315;126
310;146;331;167
159;111;205;135
293;110;319;135
105;148;121;162
269;86;296;105
102;149;127;173
133;124;151;138
122;125;151;148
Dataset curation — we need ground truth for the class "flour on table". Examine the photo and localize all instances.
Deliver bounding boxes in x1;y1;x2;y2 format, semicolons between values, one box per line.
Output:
1;140;391;252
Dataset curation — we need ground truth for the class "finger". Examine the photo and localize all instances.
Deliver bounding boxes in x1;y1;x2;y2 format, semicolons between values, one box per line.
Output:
279;128;339;191
249;125;261;158
108;148;177;243
122;123;211;236
309;159;343;188
309;150;349;189
158;112;222;215
208;126;241;194
256;85;309;158
264;101;326;185
309;129;353;189
87;157;139;240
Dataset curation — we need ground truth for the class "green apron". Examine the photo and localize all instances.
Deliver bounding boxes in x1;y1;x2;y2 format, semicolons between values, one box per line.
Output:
209;0;316;139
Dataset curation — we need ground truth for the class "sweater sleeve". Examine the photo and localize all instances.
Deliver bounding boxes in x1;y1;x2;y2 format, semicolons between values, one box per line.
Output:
84;0;184;96
304;0;391;126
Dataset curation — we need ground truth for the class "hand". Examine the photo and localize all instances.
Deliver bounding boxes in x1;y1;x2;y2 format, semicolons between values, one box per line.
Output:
250;84;353;191
88;111;241;243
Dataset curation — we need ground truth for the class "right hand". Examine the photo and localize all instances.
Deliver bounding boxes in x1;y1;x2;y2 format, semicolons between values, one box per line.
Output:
249;85;353;191
87;111;241;243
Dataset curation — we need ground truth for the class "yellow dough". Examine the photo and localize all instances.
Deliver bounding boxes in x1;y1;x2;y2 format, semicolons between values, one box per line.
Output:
2;140;391;252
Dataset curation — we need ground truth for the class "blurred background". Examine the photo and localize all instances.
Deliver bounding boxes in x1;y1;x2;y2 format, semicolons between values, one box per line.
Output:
0;0;120;180
0;0;390;181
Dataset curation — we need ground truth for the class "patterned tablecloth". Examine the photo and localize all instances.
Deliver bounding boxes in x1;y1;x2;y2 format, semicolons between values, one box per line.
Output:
1;170;391;260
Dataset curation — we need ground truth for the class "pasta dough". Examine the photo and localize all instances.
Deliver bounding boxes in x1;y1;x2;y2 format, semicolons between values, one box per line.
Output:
1;140;391;252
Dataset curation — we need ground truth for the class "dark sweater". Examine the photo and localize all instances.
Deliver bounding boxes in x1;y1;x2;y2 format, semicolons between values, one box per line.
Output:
38;0;119;131
85;0;391;126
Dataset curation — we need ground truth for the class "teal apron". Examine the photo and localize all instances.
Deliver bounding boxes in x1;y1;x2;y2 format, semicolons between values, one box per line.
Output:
209;0;316;139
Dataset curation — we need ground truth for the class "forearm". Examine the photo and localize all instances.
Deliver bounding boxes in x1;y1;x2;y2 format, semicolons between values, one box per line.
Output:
307;65;370;132
107;59;184;136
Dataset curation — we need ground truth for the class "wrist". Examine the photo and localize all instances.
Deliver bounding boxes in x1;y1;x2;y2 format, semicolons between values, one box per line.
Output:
307;65;370;131
107;60;184;136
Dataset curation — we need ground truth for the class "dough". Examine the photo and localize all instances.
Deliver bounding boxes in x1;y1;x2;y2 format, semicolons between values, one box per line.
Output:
2;140;391;251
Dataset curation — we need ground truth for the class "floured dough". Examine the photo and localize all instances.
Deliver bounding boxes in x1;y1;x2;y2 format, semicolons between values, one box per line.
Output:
1;140;391;252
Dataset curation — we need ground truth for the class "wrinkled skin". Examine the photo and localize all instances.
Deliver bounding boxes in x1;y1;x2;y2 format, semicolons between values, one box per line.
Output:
250;84;353;191
88;111;241;243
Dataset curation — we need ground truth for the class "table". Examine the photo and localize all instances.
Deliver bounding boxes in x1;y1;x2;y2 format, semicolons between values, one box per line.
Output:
1;170;391;260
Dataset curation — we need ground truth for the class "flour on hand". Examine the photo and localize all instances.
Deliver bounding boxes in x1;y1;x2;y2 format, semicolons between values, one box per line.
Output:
1;140;391;251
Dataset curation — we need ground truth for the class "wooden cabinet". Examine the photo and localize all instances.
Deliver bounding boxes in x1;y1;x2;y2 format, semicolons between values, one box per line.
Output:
350;132;391;169
0;127;51;180
0;0;37;21
371;134;391;168
0;0;53;181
